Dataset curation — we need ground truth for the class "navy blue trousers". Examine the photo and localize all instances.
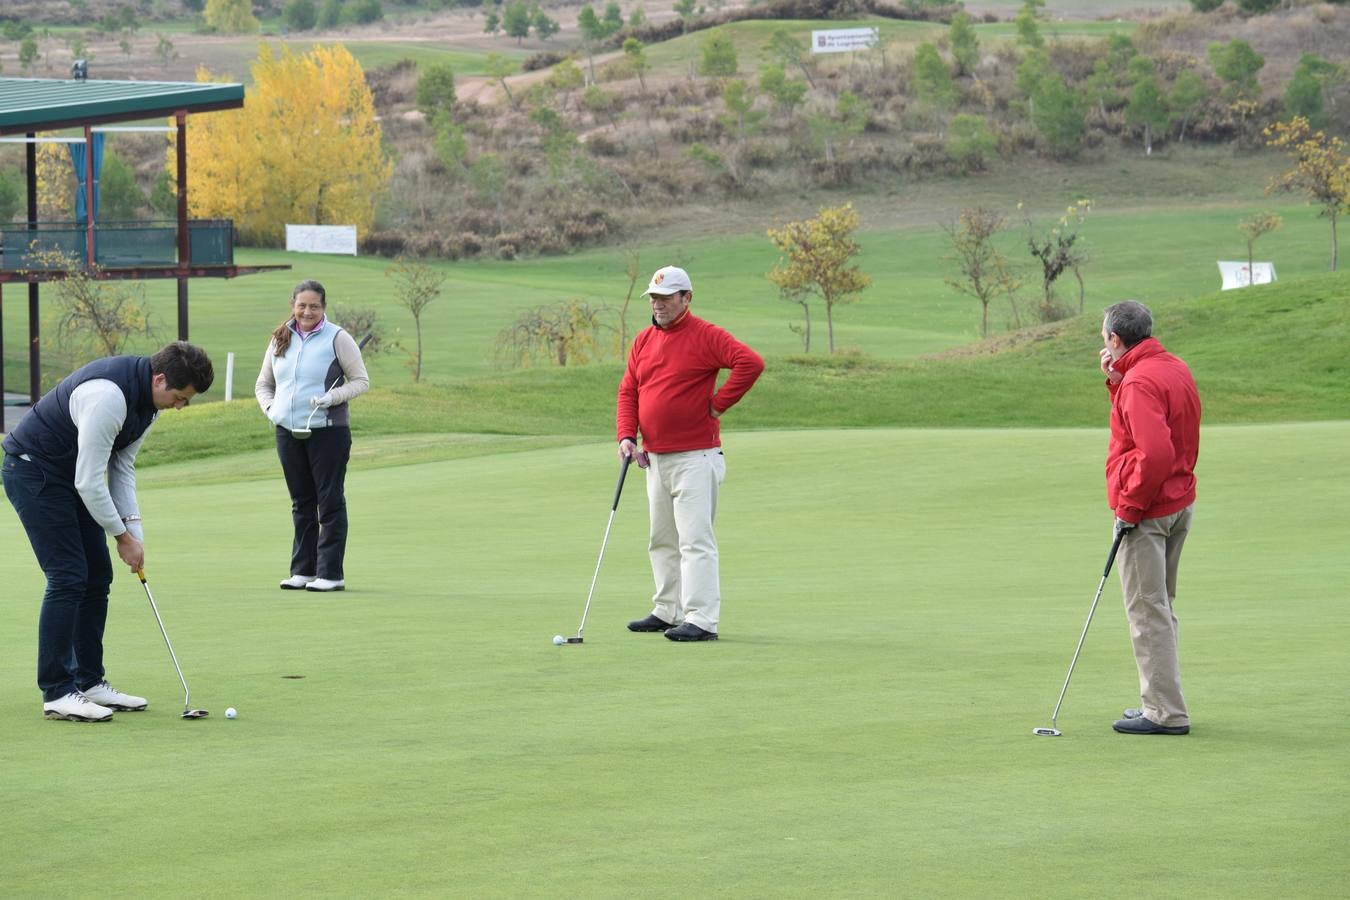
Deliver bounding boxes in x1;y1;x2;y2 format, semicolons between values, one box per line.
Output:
275;426;351;580
3;453;114;701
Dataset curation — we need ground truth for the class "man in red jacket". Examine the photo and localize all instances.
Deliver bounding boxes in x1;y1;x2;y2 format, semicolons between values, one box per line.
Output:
617;265;764;642
1099;300;1201;735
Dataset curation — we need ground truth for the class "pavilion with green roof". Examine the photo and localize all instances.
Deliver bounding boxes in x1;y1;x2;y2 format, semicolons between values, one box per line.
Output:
0;74;288;405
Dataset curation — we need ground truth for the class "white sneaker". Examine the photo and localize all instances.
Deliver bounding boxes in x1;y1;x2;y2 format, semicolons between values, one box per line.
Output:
43;691;114;722
305;578;345;592
280;574;317;590
82;680;148;711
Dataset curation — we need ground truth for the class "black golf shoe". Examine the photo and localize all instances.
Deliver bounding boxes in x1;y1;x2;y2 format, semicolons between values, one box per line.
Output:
664;622;718;642
1112;715;1189;735
627;614;674;633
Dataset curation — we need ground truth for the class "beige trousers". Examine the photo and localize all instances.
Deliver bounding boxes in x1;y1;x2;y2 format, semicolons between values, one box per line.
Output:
1117;504;1195;727
645;449;726;633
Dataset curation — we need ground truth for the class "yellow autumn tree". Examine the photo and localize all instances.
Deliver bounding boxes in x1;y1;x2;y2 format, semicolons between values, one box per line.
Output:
173;44;392;246
36;140;73;220
767;203;871;354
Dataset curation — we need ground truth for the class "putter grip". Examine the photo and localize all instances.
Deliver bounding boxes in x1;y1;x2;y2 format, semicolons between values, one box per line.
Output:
1102;529;1128;578
612;455;632;510
136;567;147;583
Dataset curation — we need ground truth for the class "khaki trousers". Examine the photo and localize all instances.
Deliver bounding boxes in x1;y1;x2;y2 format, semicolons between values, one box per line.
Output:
1117;504;1195;727
645;449;726;633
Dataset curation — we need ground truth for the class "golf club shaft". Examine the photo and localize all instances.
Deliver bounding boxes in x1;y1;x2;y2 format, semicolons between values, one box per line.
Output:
1048;527;1129;728
576;456;633;638
136;569;193;708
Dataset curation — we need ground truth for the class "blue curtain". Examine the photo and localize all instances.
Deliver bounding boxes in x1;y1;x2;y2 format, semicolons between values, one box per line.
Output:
68;133;105;225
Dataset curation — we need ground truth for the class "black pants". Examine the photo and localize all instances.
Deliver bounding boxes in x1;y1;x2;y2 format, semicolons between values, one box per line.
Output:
275;426;352;580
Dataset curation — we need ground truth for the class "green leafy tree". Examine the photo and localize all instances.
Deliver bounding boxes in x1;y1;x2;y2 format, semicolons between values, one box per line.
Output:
1284;54;1339;130
1237;212;1282;280
578;5;620;82
766;203;871;354
758;63;806;117
623;38;650;92
1265;117;1350;271
1016;48;1053;116
1188;0;1223;10
768;29;815;89
483;11;500;34
99;150;145;220
503;1;531;43
284;0;318;30
944;207;1022;337
348;0;383;24
913;43;956;107
1168;69;1208;142
1236;0;1279;12
1084;60;1123;116
150;170;177;217
416;63;456;119
808;91;867;167
318;0;343;28
0;167;22;222
947;114;997;173
698;31;738;77
485;54;520;110
1208;39;1264;99
532;9;560;40
949;11;979;78
628;7;646;27
19;35;39;73
1127;75;1169;155
1014;1;1044;49
602;2;623;33
433;113;469;177
1033;74;1085;158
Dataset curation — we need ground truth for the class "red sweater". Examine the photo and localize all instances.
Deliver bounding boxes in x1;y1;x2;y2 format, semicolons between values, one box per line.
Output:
616;310;764;453
1105;337;1201;523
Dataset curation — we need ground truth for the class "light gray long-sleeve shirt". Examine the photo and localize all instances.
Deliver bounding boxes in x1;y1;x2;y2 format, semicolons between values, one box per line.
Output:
67;379;150;541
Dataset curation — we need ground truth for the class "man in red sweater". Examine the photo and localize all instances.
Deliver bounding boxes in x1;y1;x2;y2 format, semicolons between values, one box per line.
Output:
1099;300;1201;735
617;265;764;641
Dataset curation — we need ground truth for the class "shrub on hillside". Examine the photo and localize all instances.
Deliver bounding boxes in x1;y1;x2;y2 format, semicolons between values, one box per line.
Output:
523;52;567;72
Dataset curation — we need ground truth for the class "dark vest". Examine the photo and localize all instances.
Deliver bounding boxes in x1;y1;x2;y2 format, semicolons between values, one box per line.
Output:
2;356;157;482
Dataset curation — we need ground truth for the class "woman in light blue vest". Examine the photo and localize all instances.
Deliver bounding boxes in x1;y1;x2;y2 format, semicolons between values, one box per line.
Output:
255;280;369;592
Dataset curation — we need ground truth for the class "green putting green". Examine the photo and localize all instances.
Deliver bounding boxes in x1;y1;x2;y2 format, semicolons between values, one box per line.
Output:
2;424;1345;897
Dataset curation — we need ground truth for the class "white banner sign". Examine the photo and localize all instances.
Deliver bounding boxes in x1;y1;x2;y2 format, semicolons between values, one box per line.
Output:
286;224;358;256
811;28;880;54
1217;261;1275;290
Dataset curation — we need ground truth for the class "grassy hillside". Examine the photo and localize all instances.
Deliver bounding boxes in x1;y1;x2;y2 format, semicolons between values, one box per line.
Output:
131;268;1348;471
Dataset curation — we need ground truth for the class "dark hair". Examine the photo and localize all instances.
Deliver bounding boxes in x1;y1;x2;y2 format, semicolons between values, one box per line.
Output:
272;280;328;356
1103;300;1153;348
150;341;214;393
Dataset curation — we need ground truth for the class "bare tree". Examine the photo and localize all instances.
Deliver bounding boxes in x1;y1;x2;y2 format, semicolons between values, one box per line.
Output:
496;300;615;367
24;249;153;361
943;208;1022;337
385;257;446;382
1237;212;1283;284
620;246;641;355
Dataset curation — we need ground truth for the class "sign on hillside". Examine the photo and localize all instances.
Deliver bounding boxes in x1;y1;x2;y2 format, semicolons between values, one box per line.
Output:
811;28;880;54
1217;261;1275;290
286;224;358;256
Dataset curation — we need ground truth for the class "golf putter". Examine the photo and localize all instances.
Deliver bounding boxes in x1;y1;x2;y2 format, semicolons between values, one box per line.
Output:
292;333;373;439
1034;521;1133;737
136;568;208;719
568;454;634;644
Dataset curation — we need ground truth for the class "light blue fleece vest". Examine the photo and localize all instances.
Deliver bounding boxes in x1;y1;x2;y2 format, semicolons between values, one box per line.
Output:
268;321;344;431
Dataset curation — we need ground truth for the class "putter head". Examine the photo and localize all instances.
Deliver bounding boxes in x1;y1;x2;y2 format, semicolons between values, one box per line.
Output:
291;428;312;440
1033;727;1061;737
566;636;584;644
182;709;209;719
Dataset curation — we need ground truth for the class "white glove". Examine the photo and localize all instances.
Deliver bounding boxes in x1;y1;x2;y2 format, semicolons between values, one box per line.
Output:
309;393;334;409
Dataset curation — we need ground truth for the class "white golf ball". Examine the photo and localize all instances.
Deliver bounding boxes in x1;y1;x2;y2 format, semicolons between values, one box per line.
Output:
552;635;565;646
225;707;238;719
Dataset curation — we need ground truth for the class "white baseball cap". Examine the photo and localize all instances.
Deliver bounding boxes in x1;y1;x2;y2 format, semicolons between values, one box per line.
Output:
646;265;692;296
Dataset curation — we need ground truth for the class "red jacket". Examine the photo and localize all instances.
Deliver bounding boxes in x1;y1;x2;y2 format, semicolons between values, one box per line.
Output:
616;310;764;453
1105;337;1201;523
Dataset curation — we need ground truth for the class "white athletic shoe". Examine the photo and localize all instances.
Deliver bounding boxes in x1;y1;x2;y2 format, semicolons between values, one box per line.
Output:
82;680;148;711
43;691;114;722
305;578;345;592
280;574;317;590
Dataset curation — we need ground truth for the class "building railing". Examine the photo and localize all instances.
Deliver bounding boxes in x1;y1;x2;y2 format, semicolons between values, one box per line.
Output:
0;219;234;271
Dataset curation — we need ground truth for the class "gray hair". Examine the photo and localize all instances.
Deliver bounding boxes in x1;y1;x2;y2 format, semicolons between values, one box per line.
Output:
1103;300;1153;348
